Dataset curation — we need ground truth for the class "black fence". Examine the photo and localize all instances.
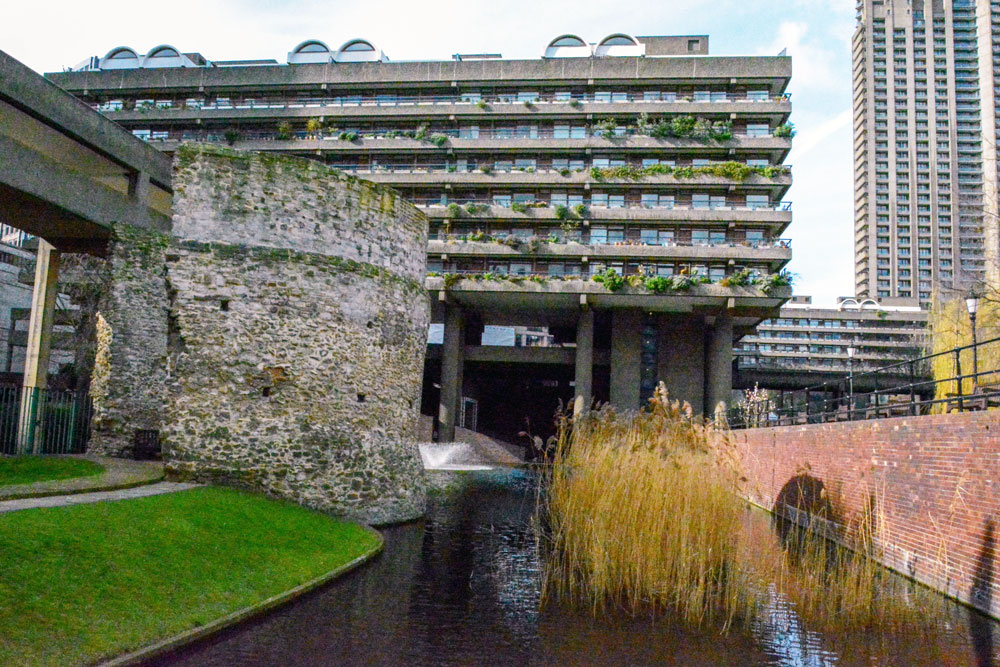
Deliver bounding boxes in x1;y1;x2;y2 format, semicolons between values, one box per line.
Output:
729;334;1000;428
0;385;93;455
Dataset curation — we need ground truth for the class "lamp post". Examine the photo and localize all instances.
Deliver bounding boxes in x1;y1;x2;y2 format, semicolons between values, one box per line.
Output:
847;341;857;417
966;289;981;388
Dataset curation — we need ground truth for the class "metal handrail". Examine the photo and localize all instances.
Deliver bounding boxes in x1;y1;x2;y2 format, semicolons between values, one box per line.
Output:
414;198;792;212
731;334;1000;427
101;91;792;113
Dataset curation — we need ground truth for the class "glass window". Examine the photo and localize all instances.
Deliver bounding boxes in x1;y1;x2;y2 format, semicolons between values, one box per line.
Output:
746;124;770;137
493;194;512;207
590;226;608;244
554;125;570;139
691;230;710;244
459;126;479;139
692;194;710;209
591;193;609;207
746;194;769;210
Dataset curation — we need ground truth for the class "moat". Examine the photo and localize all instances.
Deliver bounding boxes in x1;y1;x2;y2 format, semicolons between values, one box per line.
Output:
156;468;998;666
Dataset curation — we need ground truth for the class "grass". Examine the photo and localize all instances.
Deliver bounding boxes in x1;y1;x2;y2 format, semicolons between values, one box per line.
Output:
540;384;942;635
0;456;104;486
0;486;381;665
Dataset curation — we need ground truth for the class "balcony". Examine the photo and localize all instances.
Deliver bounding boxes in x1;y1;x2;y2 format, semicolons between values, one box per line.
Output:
419;202;793;223
427;237;792;266
100;92;792;123
137;128;793;156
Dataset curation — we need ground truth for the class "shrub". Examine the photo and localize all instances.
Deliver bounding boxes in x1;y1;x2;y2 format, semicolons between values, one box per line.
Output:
480;165;492;174
446;203;462;218
670;115;697;137
568;99;583;108
523;100;535;109
511;202;528;214
442;273;463;289
572;203;589;217
276;121;293;140
773;123;796;138
554;204;569;220
644;275;672;293
559;168;572;177
223;129;241;145
305;118;323;134
475;99;490;110
338;131;358;142
413;124;429;141
430;133;449;147
591;269;626;292
594;118;619;139
465;203;489;215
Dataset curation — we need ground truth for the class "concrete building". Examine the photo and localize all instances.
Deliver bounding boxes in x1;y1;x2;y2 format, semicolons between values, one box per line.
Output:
853;0;1000;304
50;34;794;441
736;295;929;392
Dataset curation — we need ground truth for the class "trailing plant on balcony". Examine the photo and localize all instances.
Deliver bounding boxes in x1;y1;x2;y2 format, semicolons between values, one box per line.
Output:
442;273;463;289
467;229;488;242
719;268;755;288
554;204;569;220
757;269;794;293
568;99;583;108
276;121;293;141
306;118;323;134
447;165;457;173
511;202;529;213
592;269;626;292
773;123;796;138
465;203;489;215
480;165;493;174
338;131;358;142
224;129;241;146
559;168;572;177
523;100;536;109
594;118;620;139
384;130;400;139
475;100;490;110
572;204;589;217
430;133;450;147
643;275;672;294
413;124;429;141
446;203;462;218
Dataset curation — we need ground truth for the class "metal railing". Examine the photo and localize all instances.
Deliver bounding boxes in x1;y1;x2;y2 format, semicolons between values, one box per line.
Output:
414;198;794;212
101;91;792;113
730;334;1000;428
136;127;786;144
429;232;792;249
0;385;92;455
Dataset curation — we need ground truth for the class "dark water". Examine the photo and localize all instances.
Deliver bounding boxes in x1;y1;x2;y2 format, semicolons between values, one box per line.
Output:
156;469;999;666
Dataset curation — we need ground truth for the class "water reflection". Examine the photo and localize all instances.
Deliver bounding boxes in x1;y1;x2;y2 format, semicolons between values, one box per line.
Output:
155;469;1000;667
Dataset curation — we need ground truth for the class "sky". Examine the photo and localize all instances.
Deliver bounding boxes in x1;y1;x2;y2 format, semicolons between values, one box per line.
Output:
1;0;858;304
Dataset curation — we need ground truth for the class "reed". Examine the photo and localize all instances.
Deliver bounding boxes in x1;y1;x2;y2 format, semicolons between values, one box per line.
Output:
540;384;942;634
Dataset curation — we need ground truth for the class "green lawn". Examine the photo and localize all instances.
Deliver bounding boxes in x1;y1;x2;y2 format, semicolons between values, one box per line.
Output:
0;486;381;665
0;456;104;486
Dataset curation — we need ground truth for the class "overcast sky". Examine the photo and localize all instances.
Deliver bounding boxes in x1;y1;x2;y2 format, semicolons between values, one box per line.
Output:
2;0;858;304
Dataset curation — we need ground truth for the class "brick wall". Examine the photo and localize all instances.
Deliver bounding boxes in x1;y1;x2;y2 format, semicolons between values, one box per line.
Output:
726;411;999;620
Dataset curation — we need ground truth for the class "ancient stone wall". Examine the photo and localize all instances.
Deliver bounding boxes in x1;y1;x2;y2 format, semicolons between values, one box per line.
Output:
88;225;170;456
163;145;429;524
725;412;1000;620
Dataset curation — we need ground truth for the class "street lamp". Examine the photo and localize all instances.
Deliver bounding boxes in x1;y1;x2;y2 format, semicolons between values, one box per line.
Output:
846;340;857;416
966;289;981;387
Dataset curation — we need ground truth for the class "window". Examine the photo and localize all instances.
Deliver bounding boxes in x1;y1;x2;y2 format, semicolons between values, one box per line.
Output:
746;124;770;137
459;125;479;139
746;194;769;210
640;229;674;245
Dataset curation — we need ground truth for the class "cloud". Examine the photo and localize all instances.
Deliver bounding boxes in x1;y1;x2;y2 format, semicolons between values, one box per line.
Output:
788;109;853;164
759;21;848;95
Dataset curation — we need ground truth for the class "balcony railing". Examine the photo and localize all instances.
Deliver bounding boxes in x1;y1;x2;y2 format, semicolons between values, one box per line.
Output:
101;91;792;114
133;127;788;144
429;233;792;249
730;335;1000;427
415;198;793;212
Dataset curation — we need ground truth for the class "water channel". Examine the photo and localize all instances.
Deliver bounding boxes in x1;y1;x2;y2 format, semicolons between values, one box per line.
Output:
157;468;999;666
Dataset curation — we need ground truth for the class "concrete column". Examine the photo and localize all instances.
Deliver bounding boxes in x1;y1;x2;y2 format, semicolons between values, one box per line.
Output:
573;307;594;416
17;239;60;454
438;303;464;442
610;309;642;410
657;314;705;416
705;310;734;422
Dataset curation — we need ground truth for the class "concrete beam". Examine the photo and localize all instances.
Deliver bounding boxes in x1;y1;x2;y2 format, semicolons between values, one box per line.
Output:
0;136;171;247
1;50;172;190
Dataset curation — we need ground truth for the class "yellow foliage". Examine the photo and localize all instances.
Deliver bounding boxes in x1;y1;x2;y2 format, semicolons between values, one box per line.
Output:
928;295;1000;411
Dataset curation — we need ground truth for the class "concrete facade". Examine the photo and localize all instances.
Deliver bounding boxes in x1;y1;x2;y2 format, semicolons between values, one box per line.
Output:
853;0;1000;302
50;36;795;434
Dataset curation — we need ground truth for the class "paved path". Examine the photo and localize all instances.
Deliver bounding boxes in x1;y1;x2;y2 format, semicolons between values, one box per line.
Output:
0;482;200;513
0;456;164;500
